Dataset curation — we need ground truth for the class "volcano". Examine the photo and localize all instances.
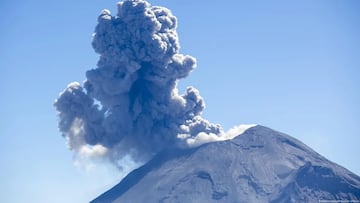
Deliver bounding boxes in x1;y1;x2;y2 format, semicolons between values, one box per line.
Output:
91;125;360;203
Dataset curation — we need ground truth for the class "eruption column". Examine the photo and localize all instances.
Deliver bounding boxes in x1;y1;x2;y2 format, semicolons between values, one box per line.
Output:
55;0;223;165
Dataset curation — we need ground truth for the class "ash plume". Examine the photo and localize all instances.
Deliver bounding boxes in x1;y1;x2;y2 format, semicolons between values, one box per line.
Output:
55;0;228;166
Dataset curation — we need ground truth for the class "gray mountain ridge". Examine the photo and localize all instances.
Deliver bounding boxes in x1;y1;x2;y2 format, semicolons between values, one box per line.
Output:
91;125;360;203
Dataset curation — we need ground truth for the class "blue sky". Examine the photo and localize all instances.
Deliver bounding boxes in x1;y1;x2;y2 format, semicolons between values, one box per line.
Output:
1;0;359;202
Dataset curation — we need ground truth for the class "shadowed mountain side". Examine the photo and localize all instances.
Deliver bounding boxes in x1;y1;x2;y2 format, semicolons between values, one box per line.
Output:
91;125;360;203
91;148;198;203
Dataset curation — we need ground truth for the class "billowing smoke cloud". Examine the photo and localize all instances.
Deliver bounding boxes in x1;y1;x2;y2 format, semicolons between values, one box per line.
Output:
55;0;252;166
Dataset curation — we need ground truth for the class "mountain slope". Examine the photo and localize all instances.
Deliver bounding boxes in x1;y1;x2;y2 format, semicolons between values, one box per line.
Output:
91;125;360;203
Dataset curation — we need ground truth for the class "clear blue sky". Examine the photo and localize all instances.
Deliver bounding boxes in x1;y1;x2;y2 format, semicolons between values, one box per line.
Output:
1;0;359;202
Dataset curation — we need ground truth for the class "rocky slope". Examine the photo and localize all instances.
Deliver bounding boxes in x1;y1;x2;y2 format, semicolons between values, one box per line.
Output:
91;125;360;203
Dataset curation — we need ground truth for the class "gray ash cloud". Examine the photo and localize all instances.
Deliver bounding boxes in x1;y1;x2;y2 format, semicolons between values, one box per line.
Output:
54;0;223;166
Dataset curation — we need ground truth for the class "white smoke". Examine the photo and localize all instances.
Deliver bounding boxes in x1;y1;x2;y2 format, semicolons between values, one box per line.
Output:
54;0;254;168
185;124;258;147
